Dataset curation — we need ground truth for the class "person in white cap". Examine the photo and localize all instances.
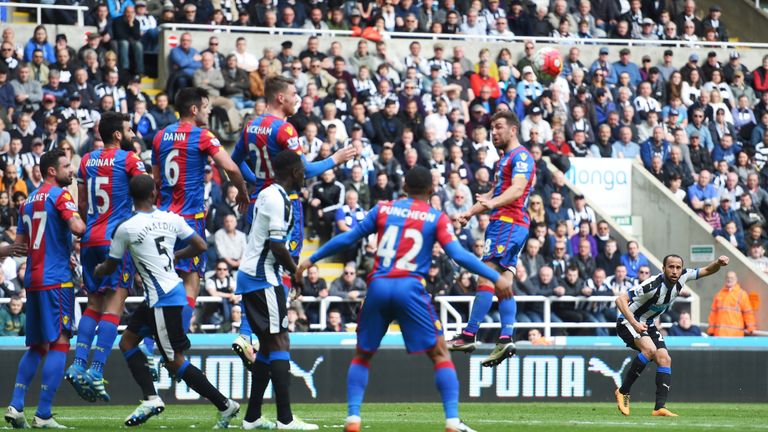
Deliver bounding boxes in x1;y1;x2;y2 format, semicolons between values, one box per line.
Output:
516;65;543;107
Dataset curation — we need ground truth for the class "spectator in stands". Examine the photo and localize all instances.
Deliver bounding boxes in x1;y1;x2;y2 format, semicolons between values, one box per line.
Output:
606;264;634;295
550;239;570;280
330;263;366;321
325;309;344;332
10;64;42;111
640;126;670;170
667;311;702;336
23;26;55;64
698;198;722;231
0;295;23;336
194;52;241;133
747;243;768;274
620;240;649;279
521;238;546;278
663;145;694;188
612;126;641;159
310;170;344;243
707;271;756;336
113;6;144;77
570;237;597;280
580;267;613;335
167;32;201;100
597;238;622;276
301;264;327;322
688;169;718;210
214;214;246;270
204;260;238;328
334;189;366;262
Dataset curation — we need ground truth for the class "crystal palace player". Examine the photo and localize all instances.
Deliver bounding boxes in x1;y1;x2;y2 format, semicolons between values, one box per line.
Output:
230;75;354;364
296;166;512;432
614;254;729;417
152;88;249;331
447;110;533;367
5;149;86;429
94;175;240;427
65;112;147;403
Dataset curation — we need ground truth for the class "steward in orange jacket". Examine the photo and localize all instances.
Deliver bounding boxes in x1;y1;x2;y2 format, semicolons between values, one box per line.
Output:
707;271;756;337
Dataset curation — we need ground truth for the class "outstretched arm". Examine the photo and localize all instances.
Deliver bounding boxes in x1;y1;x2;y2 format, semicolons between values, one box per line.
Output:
697;255;729;278
303;146;356;179
443;241;499;283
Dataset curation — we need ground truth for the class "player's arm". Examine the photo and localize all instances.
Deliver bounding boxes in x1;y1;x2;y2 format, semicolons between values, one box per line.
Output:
212;150;249;212
477;175;528;214
615;288;648;333
696;255;729;278
68;215;86;237
95;222;129;278
174;233;207;261
302;146;356;179
77;157;88;221
55;191;85;236
230;131;258;184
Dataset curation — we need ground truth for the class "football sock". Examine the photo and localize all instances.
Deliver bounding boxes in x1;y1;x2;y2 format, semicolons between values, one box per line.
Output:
239;304;252;338
124;347;157;399
37;343;68;419
244;353;271;422
498;297;517;339
465;287;494;335
182;296;196;333
74;308;101;367
142;337;155;355
347;357;370;417
91;313;120;373
434;361;459;420
655;366;672;410
619;352;649;394
179;361;229;411
10;347;44;411
269;351;293;424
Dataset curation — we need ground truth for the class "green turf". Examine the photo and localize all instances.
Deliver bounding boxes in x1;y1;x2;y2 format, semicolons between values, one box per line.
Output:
6;403;767;431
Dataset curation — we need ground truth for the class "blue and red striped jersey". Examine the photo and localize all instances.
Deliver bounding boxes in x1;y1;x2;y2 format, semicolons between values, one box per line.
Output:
17;183;78;291
232;114;302;201
152;122;222;217
78;148;146;247
491;145;535;227
355;198;456;282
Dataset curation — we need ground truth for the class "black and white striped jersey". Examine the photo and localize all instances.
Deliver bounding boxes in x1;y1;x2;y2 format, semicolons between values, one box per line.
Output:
619;268;700;325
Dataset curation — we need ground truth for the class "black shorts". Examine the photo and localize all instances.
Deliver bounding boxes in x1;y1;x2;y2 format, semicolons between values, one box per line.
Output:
126;303;191;362
616;319;667;352
243;287;288;336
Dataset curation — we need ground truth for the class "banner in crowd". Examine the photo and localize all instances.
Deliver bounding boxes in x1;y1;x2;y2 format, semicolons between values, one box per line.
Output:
3;346;764;405
565;158;632;217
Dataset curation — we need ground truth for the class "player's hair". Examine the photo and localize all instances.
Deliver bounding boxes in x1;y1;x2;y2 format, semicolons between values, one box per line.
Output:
265;75;295;102
490;110;520;129
662;254;684;267
175;87;209;117
39;148;66;178
129;174;156;202
273;150;303;179
98;111;130;144
404;166;432;195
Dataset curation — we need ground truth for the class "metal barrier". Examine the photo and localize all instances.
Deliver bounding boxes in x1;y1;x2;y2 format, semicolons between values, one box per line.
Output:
0;294;698;336
158;22;768;49
2;2;88;27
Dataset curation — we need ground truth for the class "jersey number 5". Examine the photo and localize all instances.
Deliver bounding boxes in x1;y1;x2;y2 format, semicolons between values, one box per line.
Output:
154;236;173;272
377;226;422;272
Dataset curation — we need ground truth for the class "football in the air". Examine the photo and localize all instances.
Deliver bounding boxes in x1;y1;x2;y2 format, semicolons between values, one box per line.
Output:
534;47;563;80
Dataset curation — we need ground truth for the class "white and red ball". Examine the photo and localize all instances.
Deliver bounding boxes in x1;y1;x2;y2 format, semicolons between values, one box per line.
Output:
533;47;563;80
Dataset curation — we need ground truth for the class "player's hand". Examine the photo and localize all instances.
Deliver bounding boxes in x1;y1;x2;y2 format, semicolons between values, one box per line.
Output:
475;194;494;210
236;188;250;214
332;146;357;165
494;273;514;300
717;255;729;266
294;260;313;286
456;212;470;227
11;243;27;256
632;321;648;333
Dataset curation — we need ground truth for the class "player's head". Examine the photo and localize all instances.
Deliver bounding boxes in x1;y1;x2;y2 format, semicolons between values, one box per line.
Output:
273;150;304;190
98;111;135;151
662;254;684;283
40;148;73;187
490;111;520;149
265;75;298;117
129;174;157;206
403;166;432;198
175;87;211;126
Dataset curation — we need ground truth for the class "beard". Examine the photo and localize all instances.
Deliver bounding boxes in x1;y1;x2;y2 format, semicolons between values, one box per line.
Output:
120;136;134;152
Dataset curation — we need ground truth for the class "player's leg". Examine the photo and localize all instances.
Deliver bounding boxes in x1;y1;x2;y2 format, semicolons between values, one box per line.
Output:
85;286;130;402
176;218;207;332
344;280;392;432
615;323;657;416
154;306;239;427
649;326;677;416
6;290;45;428
71;246;106;372
232;300;256;368
240;287;276;429
121;305;165;426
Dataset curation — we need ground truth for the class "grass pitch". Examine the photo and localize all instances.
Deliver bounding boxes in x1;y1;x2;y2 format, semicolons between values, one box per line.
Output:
5;402;766;431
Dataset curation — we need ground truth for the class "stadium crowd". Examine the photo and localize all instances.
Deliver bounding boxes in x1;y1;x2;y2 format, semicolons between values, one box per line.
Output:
0;0;766;340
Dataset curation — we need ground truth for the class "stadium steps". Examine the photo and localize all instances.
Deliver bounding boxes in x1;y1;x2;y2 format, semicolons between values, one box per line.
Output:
301;237;344;283
12;11;31;24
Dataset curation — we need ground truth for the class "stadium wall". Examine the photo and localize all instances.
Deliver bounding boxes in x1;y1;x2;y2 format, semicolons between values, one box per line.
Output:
631;160;768;329
157;28;768;88
697;0;768;43
2;336;766;405
9;24;98;50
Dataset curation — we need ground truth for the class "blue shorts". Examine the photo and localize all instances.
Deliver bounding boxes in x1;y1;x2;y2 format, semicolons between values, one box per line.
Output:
174;217;206;277
482;220;528;272
356;277;442;354
248;197;304;259
81;245;135;294
25;288;74;346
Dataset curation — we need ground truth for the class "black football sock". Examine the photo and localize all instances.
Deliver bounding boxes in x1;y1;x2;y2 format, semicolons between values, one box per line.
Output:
655;367;672;410
619;352;649;394
124;347;157;399
245;355;272;422
269;352;293;424
178;361;229;411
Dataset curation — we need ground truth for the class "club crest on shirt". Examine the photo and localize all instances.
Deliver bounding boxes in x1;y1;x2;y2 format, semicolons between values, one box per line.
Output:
519;152;528;161
62;315;70;325
193;256;200;265
285;125;294;136
290;240;298;251
497;245;505;254
123;272;130;283
434;320;442;331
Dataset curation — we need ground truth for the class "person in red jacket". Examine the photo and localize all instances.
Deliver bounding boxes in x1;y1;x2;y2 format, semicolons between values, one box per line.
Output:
469;60;500;99
751;54;768;95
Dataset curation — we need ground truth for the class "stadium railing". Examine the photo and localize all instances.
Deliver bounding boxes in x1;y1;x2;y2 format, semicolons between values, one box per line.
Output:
0;294;696;337
2;2;89;27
